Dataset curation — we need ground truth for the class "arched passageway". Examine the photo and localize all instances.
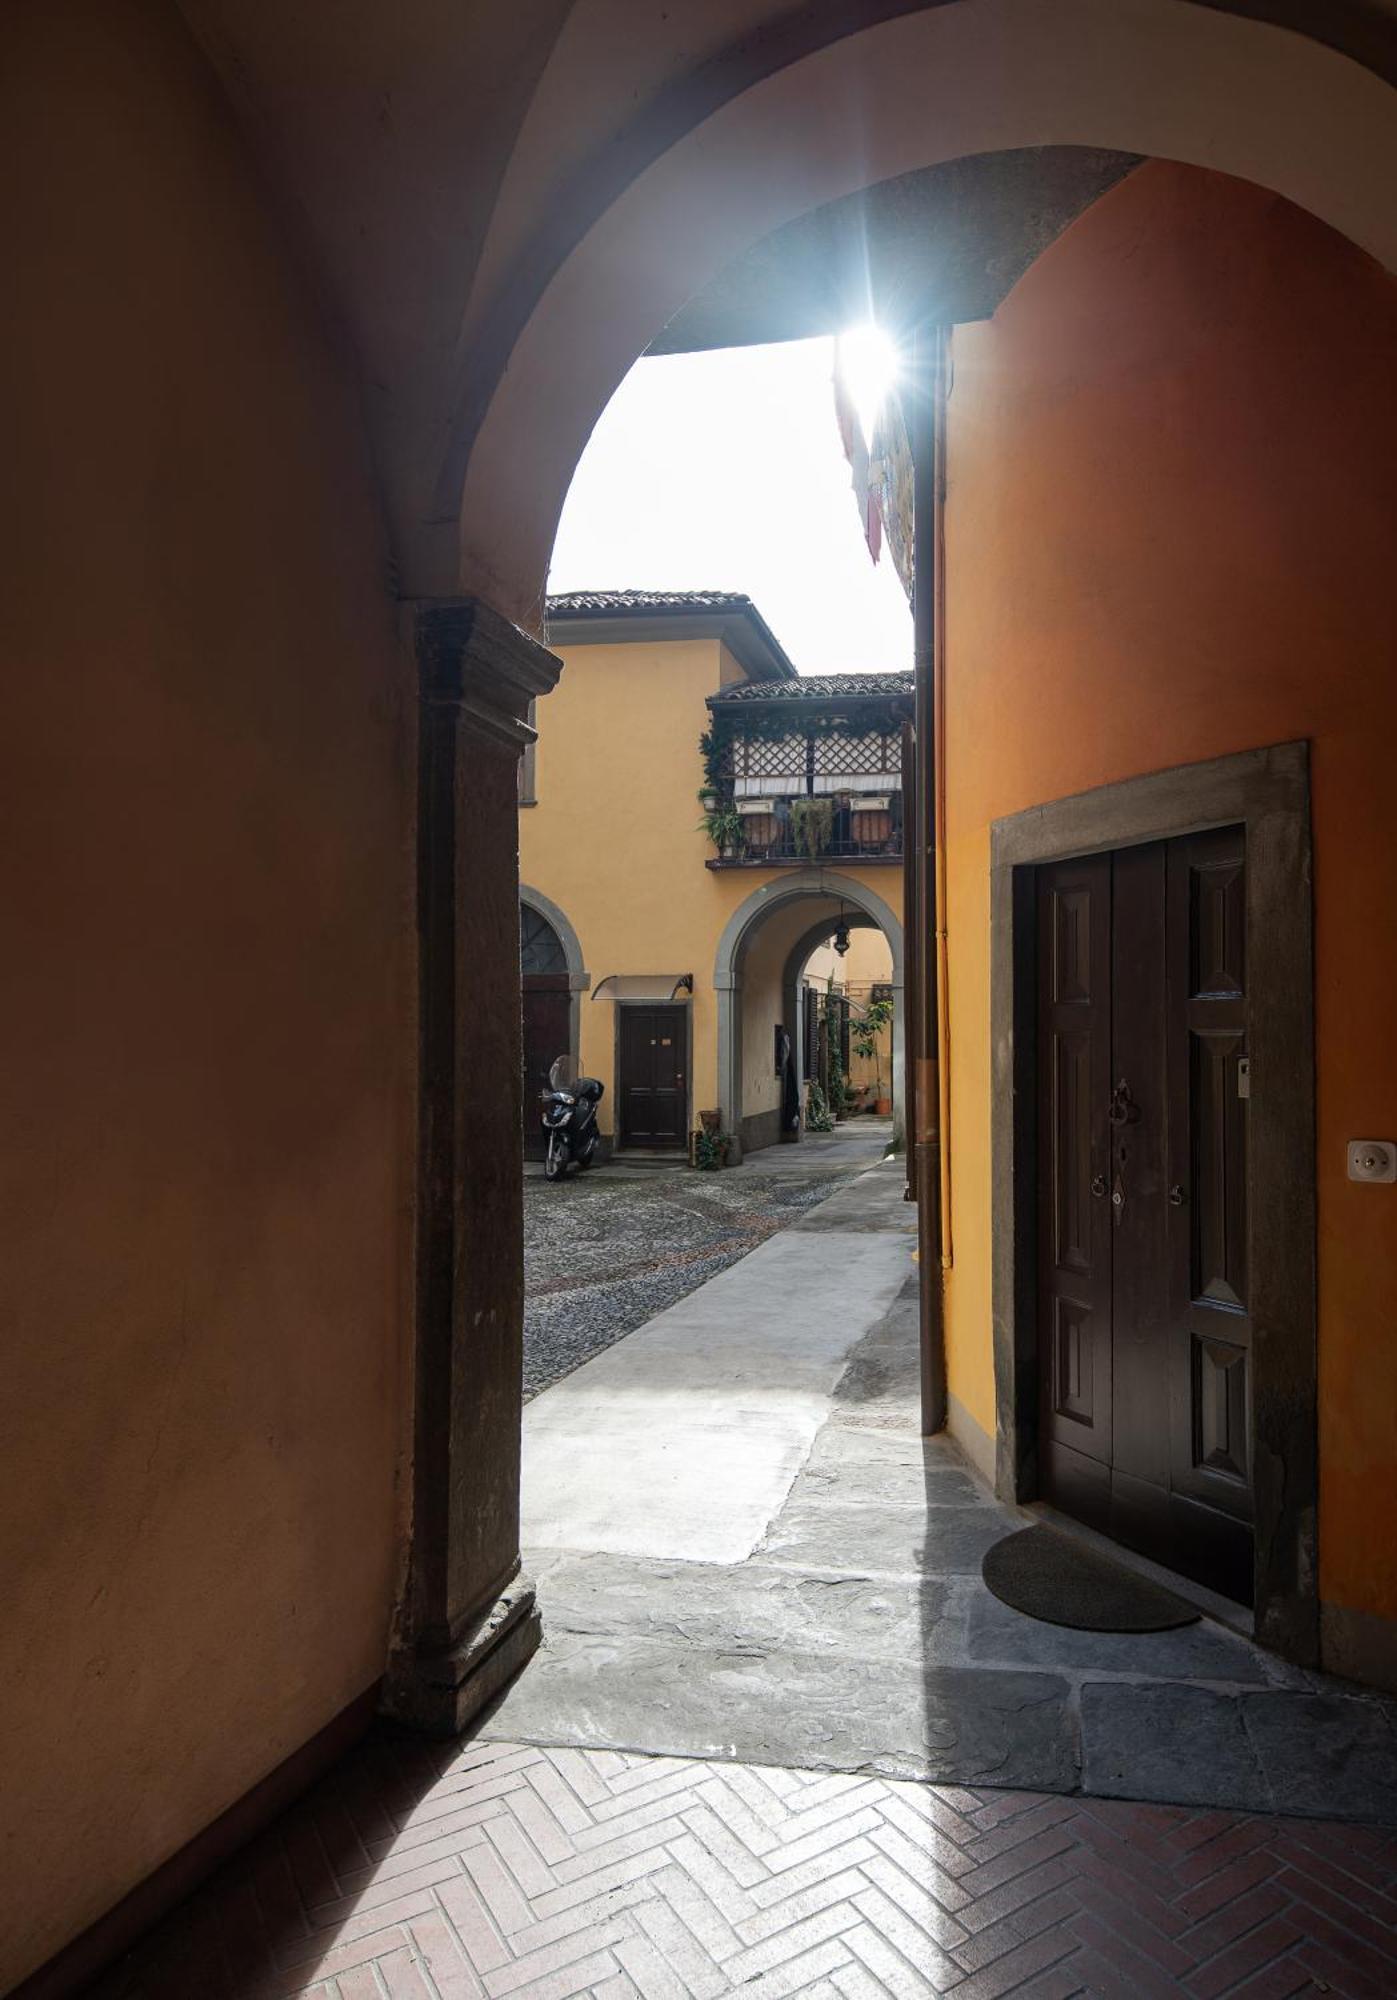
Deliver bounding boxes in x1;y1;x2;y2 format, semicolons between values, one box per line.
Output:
713;870;904;1154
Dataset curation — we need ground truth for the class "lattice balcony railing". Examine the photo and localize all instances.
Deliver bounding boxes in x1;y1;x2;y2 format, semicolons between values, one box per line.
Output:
721;727;902;797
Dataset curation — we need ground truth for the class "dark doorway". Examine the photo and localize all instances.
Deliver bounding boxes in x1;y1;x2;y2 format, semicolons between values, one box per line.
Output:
521;905;571;1158
618;1004;688;1148
1036;826;1253;1603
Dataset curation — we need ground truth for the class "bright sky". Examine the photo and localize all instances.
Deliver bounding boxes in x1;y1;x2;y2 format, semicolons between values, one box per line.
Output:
547;337;913;677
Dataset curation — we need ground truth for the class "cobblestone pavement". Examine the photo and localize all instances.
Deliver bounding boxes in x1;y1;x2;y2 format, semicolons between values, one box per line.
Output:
92;1731;1397;1999
523;1131;890;1399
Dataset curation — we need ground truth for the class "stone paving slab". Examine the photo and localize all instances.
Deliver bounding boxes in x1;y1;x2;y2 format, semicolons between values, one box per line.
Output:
530;1550;958;1663
482;1633;1079;1791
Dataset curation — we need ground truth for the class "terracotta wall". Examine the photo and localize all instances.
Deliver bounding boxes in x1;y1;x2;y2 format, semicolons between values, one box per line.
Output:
941;161;1397;1630
0;3;413;1985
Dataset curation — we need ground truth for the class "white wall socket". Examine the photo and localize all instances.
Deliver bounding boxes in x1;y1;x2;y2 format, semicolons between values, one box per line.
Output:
1347;1140;1396;1184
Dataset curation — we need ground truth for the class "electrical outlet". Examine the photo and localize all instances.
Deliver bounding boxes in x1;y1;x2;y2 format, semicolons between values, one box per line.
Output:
1348;1140;1396;1184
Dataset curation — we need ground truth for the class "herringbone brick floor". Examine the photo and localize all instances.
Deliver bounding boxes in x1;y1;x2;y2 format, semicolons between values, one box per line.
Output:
91;1732;1397;1999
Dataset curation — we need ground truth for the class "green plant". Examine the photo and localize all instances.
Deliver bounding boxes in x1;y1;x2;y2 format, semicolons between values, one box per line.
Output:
827;1065;850;1119
805;1081;835;1132
698;801;744;856
850;995;895;1097
693;1127;733;1169
789;797;833;861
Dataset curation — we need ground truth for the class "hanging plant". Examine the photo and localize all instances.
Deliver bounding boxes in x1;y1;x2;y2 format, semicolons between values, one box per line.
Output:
789;797;833;861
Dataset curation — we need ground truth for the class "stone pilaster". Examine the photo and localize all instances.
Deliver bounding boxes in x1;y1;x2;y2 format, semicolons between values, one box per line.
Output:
384;599;561;1735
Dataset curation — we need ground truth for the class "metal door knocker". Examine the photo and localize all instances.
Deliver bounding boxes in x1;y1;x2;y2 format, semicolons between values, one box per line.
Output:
1108;1078;1140;1126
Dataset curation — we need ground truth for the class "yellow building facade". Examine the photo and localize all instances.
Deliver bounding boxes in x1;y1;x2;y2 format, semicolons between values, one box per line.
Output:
519;591;909;1158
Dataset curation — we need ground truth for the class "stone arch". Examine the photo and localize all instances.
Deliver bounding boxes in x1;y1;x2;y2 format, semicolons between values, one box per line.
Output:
457;0;1397;620
712;870;904;1152
519;883;589;990
520;883;590;1075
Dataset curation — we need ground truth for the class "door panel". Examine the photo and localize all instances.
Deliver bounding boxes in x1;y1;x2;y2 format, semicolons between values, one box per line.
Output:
1036;827;1254;1604
619;1005;687;1147
1037;857;1112;1519
1108;842;1172;1509
1167;827;1254;1564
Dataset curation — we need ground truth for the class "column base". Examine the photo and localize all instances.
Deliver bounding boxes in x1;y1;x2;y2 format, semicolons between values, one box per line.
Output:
382;1575;541;1737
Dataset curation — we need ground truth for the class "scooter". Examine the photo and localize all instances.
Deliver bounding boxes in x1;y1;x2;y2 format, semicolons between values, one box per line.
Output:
539;1053;605;1180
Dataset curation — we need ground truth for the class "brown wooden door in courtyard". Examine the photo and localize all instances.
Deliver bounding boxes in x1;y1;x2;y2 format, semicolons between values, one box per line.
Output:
1037;828;1254;1602
618;1004;687;1148
522;977;570;1158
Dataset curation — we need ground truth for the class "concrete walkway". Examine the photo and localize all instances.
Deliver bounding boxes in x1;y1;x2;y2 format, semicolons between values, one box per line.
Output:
523;1122;892;1398
489;1157;1397;1827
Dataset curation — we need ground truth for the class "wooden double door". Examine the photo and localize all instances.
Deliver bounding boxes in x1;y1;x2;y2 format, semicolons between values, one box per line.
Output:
1037;827;1254;1602
618;1004;687;1148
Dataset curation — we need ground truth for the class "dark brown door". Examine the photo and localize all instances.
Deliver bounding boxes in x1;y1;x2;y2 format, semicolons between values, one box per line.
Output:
522;976;570;1158
1037;828;1254;1602
618;1005;687;1148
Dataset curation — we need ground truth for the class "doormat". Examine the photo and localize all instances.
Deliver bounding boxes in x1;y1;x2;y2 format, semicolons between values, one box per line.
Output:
982;1525;1201;1632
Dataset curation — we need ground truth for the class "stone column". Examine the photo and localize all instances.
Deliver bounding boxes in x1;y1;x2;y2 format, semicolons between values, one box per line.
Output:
384;599;561;1736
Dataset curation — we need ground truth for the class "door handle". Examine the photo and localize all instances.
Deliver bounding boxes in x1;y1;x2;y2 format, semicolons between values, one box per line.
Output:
1168;1183;1187;1206
1090;1174;1107;1198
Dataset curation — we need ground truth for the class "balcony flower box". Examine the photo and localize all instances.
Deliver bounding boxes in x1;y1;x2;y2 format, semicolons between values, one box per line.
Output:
850;795;894;847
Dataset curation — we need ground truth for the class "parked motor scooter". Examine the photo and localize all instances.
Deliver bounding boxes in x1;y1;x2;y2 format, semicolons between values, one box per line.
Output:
539;1053;604;1179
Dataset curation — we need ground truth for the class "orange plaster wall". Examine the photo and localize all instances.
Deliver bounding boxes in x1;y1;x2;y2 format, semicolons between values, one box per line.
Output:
941;160;1397;1625
0;3;414;1984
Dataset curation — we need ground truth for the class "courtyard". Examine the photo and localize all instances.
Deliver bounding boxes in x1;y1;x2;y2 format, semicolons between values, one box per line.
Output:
522;1123;892;1398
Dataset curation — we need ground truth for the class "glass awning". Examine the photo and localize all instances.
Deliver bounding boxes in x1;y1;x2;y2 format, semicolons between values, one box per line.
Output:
591;974;694;1002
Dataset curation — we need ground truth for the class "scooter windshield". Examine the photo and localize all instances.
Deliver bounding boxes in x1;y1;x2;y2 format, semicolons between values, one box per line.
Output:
547;1053;580;1092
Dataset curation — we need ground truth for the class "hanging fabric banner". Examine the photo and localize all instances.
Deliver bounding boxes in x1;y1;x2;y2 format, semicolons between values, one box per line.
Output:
833;351;914;607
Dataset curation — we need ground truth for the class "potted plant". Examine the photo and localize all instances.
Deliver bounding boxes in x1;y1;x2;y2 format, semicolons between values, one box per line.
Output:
851;993;895;1115
699;800;744;857
804;1081;834;1132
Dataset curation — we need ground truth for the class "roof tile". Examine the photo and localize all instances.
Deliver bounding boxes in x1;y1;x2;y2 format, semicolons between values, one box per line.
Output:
711;672;913;701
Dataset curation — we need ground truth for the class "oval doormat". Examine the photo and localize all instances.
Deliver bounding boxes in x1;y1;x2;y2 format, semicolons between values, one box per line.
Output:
982;1525;1201;1632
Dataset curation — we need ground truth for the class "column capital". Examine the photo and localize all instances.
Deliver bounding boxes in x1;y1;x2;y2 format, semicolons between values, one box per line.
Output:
412;598;562;749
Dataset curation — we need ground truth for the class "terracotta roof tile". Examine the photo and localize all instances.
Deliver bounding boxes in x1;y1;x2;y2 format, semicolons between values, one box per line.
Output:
711;672;913;701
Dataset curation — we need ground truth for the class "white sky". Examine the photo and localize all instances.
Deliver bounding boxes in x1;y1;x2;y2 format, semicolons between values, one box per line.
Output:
547;337;913;677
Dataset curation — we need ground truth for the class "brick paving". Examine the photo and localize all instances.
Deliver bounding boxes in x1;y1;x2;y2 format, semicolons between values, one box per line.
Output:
91;1732;1397;1998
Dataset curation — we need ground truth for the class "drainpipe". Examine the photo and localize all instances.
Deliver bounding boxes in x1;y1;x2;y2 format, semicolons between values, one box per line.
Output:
932;330;954;1276
900;718;918;1207
911;321;949;1435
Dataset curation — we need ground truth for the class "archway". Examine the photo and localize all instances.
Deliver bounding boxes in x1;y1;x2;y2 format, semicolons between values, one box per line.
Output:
519;888;589;1154
456;0;1397;621
712;869;904;1154
782;915;896;1124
